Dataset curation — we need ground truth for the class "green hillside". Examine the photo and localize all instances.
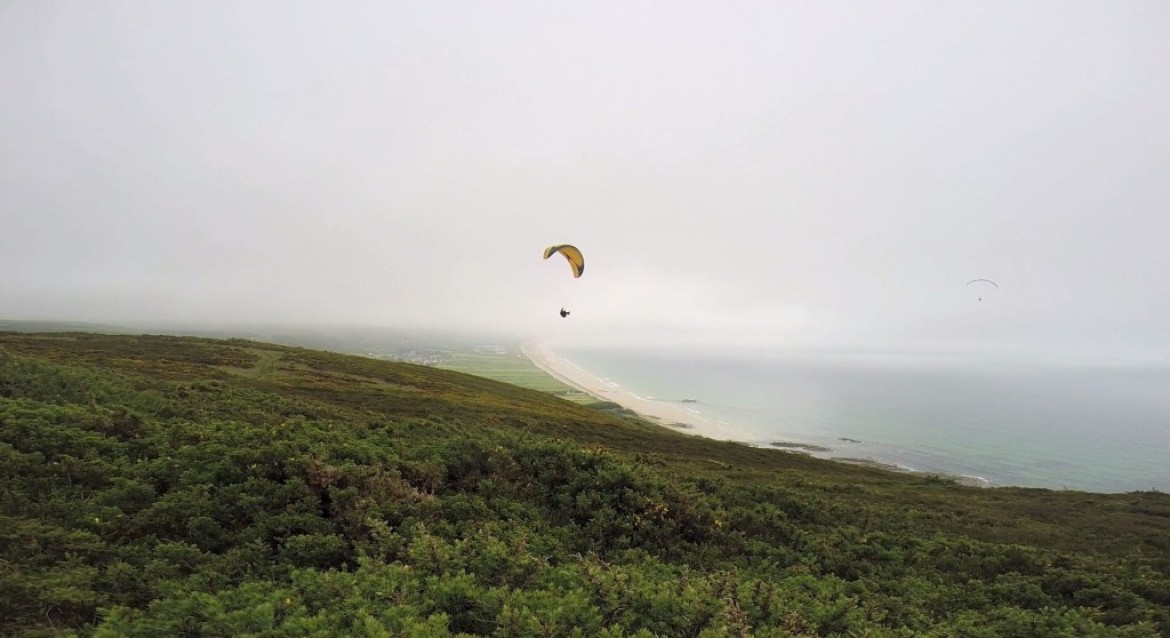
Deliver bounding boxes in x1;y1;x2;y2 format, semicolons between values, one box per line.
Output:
1;332;1168;637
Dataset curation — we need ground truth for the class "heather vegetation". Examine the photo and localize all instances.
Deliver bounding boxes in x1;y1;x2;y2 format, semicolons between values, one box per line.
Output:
2;332;1168;637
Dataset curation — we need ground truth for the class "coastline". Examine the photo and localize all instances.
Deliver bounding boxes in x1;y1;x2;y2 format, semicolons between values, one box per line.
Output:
520;341;755;442
521;340;992;487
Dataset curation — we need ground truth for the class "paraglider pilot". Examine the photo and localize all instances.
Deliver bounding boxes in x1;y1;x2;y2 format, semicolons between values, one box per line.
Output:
544;245;583;320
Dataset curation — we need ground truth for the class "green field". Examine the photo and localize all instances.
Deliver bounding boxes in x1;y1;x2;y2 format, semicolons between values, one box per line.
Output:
438;350;594;403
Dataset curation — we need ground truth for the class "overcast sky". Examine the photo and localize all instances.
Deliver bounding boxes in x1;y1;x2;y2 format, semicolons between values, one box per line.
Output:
2;1;1168;359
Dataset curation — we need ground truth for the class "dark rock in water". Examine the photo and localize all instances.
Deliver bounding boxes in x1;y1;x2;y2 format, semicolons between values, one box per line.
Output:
838;437;862;443
770;441;832;452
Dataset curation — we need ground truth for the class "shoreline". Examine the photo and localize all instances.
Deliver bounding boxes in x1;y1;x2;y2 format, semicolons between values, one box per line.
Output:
521;340;992;487
520;341;755;442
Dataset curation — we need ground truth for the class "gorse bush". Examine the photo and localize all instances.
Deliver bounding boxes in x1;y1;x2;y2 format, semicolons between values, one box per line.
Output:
1;332;1168;637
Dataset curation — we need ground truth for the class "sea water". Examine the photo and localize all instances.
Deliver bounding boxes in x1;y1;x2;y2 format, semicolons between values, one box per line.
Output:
554;345;1170;493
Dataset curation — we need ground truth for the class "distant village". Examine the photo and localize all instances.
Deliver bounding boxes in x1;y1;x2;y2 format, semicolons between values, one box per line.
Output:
368;349;449;366
366;343;512;367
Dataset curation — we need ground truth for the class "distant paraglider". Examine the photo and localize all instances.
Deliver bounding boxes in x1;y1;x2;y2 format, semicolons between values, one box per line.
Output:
544;244;584;317
966;279;998;301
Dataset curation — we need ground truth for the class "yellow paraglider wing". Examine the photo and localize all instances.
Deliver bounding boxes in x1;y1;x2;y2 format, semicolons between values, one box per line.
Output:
543;244;584;278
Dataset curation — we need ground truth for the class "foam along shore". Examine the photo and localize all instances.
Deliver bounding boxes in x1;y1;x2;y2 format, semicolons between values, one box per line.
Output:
521;341;755;442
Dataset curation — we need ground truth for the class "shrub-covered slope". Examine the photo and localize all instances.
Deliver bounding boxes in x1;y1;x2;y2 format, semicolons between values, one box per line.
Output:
1;332;1168;637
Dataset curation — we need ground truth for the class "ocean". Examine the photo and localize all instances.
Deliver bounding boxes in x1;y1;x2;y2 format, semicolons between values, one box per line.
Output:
554;344;1170;493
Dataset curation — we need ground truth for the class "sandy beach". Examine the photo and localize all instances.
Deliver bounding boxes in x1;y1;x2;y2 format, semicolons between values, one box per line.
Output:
521;341;755;442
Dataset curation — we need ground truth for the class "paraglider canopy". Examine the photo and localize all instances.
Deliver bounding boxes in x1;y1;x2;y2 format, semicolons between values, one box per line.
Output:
966;279;998;301
543;244;584;278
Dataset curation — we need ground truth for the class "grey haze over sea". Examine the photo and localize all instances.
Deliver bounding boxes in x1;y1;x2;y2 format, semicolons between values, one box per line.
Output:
554;345;1170;493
